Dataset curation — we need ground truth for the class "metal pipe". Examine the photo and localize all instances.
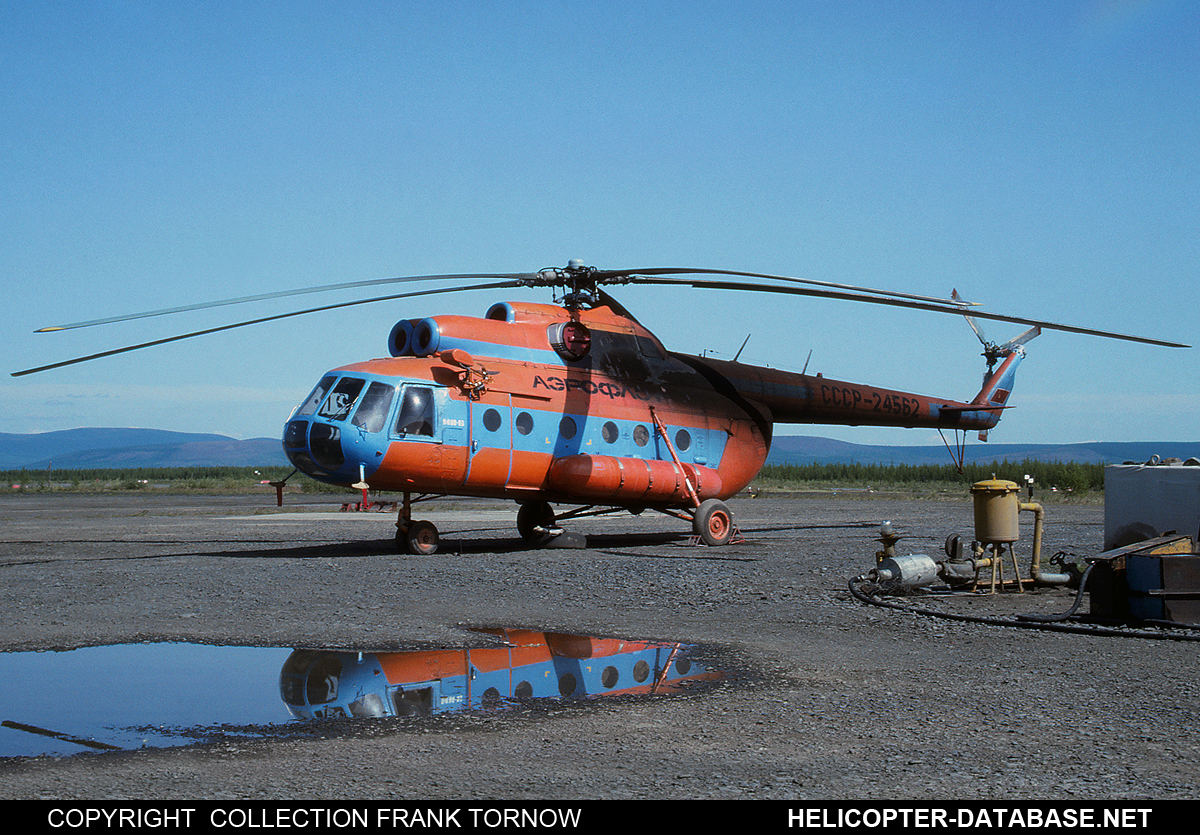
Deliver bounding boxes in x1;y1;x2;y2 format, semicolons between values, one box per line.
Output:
1020;501;1071;585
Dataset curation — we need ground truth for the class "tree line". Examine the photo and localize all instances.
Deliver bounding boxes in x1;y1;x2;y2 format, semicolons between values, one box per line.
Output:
757;459;1106;493
3;465;301;491
4;459;1107;493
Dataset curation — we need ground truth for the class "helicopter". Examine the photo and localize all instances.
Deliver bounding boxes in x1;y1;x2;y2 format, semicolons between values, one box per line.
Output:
279;628;718;721
15;261;1188;554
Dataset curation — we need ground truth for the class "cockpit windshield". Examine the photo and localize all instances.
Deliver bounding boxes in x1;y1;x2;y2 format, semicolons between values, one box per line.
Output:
351;382;396;433
295;375;336;417
295;376;397;435
318;377;366;421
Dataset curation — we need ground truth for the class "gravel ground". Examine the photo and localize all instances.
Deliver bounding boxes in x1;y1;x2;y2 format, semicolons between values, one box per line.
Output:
1;489;1197;800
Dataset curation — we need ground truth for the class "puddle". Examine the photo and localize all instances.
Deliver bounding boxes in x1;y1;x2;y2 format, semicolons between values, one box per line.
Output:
279;629;719;721
0;644;291;758
1;631;718;758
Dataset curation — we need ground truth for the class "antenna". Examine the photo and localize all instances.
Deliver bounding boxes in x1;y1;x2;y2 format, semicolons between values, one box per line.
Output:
733;334;751;363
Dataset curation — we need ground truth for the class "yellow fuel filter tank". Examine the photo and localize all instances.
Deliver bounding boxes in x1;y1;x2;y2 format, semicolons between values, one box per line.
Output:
971;478;1021;543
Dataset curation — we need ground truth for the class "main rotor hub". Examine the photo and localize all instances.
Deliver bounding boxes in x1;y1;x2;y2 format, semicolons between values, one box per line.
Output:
530;261;607;309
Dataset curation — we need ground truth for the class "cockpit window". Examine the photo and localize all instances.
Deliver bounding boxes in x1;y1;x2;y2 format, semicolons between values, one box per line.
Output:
394;386;435;437
351;382;396;433
318;377;366;421
279;650;342;706
305;655;342;705
296;375;336;417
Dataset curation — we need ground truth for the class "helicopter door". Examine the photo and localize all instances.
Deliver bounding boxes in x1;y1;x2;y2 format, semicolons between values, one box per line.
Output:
465;396;512;489
387;680;439;717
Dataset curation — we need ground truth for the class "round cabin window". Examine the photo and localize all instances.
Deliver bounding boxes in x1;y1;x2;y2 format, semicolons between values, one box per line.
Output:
559;416;577;440
602;421;619;443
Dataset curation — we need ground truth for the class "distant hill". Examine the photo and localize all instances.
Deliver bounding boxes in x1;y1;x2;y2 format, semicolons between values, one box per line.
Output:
1;427;1193;472
767;435;1198;467
0;428;287;469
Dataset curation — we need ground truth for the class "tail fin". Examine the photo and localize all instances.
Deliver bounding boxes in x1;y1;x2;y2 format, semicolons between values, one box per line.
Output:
973;343;1025;407
969;326;1040;440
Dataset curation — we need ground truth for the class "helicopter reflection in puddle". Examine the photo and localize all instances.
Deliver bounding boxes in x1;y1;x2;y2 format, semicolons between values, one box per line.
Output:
279;628;719;721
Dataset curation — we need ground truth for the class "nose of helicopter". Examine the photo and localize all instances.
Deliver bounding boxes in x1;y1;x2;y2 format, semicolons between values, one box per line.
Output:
283;418;337;480
282;417;381;485
282;371;401;485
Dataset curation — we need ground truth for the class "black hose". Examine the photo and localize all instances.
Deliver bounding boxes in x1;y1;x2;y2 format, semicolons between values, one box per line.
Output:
1014;562;1095;622
847;575;1200;641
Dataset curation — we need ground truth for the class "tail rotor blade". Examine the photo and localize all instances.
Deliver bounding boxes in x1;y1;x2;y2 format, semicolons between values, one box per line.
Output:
998;326;1041;354
952;289;988;346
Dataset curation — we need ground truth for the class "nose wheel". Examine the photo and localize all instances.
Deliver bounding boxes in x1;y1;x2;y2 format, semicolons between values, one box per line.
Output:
395;492;440;555
399;519;440;555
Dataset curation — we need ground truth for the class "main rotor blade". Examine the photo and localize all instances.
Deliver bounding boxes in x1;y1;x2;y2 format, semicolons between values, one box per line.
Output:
638;277;1190;349
12;280;523;377
593;267;975;309
34;272;537;333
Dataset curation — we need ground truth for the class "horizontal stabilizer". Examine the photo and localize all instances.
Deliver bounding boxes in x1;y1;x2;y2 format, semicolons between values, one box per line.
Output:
939;404;1010;414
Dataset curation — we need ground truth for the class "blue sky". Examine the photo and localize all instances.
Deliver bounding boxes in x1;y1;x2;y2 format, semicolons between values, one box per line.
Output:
3;1;1196;446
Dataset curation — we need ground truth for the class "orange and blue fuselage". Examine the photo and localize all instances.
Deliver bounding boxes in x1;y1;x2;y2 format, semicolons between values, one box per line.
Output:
279;629;717;720
282;300;1019;508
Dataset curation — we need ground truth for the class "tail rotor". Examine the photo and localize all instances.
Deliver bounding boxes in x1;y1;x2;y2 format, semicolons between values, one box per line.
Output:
952;289;1040;374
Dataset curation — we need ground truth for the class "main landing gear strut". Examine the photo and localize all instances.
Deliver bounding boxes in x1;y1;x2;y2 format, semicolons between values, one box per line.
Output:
396;491;742;555
515;498;741;547
514;409;742;548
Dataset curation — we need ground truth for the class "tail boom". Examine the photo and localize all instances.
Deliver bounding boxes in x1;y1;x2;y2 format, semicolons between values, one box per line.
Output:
680;352;1022;434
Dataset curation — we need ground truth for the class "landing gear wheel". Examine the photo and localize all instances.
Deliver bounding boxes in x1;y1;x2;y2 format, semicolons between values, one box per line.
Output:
693;498;733;547
517;501;556;542
404;519;440;555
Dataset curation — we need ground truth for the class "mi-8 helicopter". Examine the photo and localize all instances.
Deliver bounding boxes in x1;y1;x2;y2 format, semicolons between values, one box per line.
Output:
15;262;1188;554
